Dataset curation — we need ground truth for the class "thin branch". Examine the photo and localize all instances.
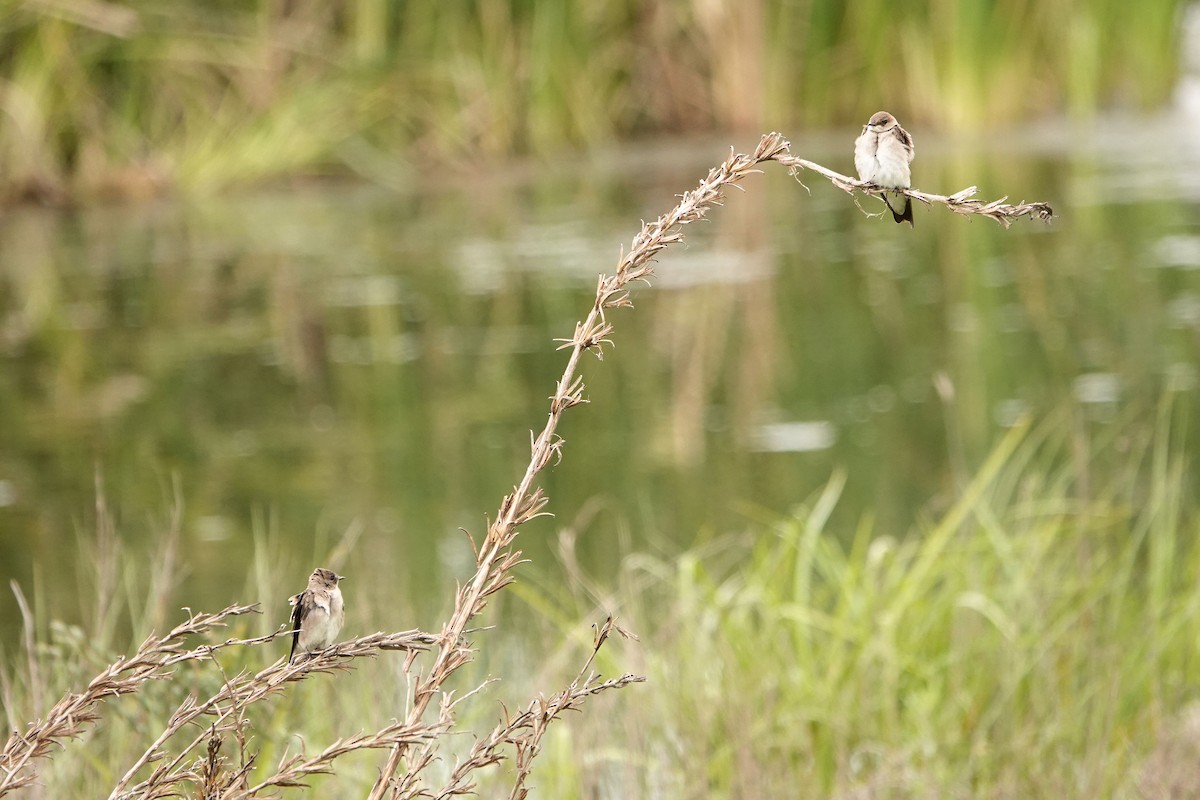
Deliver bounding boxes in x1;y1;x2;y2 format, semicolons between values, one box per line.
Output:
780;151;1054;226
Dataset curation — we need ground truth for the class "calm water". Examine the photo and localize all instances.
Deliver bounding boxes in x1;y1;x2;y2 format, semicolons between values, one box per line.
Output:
1;116;1199;641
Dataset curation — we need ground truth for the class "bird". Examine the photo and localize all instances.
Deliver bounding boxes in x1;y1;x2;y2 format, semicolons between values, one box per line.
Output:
854;111;915;226
288;568;345;663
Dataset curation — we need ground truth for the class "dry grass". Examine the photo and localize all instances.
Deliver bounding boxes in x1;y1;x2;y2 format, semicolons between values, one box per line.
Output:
1;604;260;795
0;132;1052;798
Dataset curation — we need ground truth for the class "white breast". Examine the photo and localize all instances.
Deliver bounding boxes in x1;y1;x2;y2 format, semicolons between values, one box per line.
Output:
298;590;345;652
854;129;879;182
873;138;912;189
854;129;912;189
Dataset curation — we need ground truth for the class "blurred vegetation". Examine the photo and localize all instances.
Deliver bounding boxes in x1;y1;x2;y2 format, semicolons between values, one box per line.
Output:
0;0;1186;202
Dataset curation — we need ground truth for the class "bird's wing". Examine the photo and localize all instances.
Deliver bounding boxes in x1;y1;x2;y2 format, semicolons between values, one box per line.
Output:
288;592;305;663
312;592;331;613
895;125;915;161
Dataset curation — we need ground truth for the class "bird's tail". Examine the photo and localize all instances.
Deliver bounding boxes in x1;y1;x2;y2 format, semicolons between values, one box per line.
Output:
885;194;914;227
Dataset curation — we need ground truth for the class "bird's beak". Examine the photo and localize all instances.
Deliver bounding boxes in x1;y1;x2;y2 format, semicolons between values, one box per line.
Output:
336;574;346;582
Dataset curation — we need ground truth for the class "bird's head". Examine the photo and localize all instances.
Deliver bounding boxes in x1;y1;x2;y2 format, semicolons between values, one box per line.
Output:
866;111;898;131
310;568;345;589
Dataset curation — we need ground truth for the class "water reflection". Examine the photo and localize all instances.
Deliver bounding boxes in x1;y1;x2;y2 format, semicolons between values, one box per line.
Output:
748;421;837;453
1;119;1198;640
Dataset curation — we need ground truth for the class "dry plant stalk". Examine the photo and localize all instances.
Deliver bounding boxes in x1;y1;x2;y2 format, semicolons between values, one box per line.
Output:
0;597;435;798
369;131;1053;797
422;617;642;800
217;720;437;800
0;603;260;796
367;131;793;800
107;629;437;800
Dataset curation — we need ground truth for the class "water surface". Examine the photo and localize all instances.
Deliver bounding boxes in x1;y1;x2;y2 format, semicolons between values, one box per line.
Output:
1;117;1198;640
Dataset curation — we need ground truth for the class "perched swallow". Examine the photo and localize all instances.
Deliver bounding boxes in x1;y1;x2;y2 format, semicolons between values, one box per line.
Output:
854;111;915;226
288;568;345;663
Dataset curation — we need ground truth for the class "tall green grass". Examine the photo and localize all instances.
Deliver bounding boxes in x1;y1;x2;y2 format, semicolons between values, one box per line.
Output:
522;403;1200;797
0;0;1186;200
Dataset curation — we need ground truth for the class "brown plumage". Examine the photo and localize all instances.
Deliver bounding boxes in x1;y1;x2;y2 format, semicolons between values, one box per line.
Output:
288;568;345;663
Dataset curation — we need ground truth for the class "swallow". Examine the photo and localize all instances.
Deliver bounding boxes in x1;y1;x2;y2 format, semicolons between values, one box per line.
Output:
854;111;915;226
